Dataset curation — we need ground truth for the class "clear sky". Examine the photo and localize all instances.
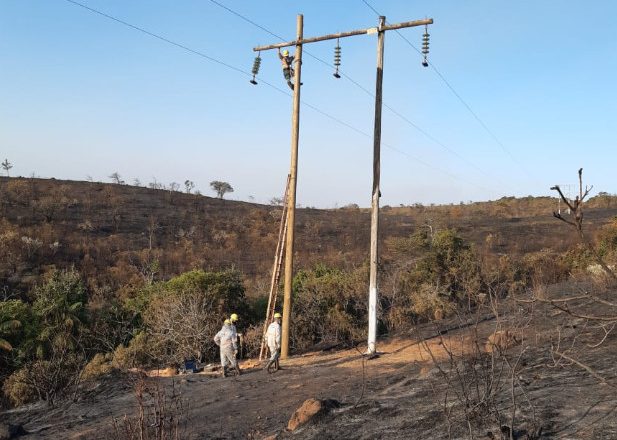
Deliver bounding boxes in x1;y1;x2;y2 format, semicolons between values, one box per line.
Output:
1;1;616;207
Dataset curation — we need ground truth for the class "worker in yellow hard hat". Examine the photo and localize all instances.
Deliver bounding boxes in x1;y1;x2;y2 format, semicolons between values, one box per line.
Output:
229;313;239;342
214;318;240;377
264;312;282;372
277;48;296;90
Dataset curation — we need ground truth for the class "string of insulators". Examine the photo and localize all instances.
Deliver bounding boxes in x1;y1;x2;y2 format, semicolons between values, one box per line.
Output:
250;52;261;85
333;39;341;78
421;25;430;67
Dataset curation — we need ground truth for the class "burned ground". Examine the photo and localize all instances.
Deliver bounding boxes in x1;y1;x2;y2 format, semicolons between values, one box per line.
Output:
3;289;616;439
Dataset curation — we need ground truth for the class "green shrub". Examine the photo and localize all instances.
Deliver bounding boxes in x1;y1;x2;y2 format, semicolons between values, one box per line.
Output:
32;269;87;357
383;229;483;331
122;269;250;365
0;299;31;355
291;264;367;351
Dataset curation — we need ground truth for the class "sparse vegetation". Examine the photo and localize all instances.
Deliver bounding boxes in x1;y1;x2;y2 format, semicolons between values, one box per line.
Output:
0;175;616;440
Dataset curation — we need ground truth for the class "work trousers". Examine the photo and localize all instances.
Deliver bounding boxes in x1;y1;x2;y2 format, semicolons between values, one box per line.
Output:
268;345;280;362
220;347;237;369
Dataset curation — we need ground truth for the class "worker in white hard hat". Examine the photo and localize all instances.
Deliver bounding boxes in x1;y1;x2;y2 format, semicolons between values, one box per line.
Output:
214;318;241;377
277;48;297;90
264;312;282;372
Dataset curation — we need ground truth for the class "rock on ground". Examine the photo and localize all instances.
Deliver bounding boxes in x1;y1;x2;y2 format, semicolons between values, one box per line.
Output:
287;398;340;431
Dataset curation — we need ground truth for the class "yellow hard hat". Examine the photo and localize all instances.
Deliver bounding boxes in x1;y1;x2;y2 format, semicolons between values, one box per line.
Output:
230;313;239;322
282;50;289;56
273;312;282;319
224;319;231;325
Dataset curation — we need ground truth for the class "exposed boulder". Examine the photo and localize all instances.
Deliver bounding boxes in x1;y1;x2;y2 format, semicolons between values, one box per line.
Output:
485;330;519;353
287;398;340;431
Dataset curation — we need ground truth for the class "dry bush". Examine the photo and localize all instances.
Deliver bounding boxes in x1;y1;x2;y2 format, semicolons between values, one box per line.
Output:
81;352;114;382
3;353;84;406
421;298;538;439
521;250;571;287
240;324;263;359
144;290;220;364
409;284;455;320
596;217;617;264
2;367;36;406
112;377;187;440
112;332;152;370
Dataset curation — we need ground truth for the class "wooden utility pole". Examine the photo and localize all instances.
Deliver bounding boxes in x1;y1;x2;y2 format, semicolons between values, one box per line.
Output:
254;14;432;359
367;16;385;354
280;14;303;359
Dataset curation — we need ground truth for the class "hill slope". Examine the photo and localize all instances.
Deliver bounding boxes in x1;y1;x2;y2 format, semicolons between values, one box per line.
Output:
2;177;617;294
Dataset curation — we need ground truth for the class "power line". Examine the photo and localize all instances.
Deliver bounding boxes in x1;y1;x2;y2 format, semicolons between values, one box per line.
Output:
206;0;513;192
61;0;500;195
361;0;540;183
64;0;248;77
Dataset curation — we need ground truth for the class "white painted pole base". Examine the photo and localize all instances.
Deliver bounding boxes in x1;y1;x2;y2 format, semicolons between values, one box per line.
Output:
367;286;377;354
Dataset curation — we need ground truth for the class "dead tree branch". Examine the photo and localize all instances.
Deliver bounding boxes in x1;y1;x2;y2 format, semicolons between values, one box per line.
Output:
550;168;616;282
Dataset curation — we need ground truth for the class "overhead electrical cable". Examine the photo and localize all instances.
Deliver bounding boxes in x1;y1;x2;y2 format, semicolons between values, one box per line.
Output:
361;0;541;184
62;0;501;195
207;0;516;193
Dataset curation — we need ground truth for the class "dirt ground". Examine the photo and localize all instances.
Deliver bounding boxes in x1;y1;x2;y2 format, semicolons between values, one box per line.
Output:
3;294;617;439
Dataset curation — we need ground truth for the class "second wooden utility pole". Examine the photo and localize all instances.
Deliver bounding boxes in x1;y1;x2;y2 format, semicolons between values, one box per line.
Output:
281;14;303;359
367;16;385;355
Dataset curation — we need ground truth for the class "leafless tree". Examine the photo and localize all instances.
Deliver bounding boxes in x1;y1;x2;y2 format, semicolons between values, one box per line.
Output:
2;159;13;177
144;289;221;363
109;172;124;185
551;168;616;282
148;178;163;190
270;197;284;206
184;180;195;194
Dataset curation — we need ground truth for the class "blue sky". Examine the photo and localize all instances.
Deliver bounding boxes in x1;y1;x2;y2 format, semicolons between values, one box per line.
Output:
1;0;615;207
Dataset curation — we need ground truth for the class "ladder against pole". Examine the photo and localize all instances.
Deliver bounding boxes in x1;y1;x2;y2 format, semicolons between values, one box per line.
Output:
259;176;290;360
